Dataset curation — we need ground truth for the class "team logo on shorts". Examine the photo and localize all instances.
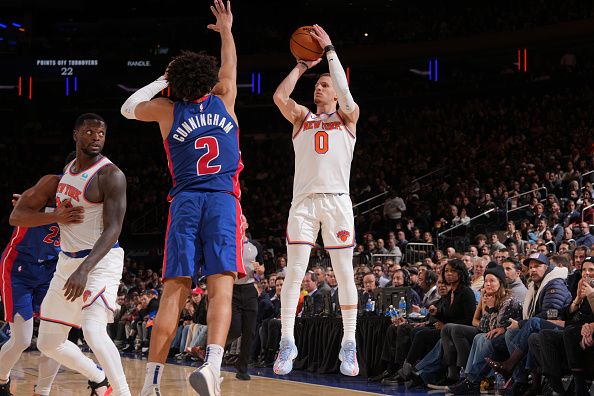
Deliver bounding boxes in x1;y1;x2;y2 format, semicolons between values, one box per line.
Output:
337;230;351;242
83;290;92;303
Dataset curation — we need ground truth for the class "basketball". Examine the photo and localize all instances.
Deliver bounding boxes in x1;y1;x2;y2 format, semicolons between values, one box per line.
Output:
290;26;324;61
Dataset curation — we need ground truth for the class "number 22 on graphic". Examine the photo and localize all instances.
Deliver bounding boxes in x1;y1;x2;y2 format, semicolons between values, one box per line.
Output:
315;131;329;154
195;136;222;175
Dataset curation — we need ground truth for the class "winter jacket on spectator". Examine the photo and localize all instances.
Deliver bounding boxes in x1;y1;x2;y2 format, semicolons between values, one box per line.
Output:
522;266;572;321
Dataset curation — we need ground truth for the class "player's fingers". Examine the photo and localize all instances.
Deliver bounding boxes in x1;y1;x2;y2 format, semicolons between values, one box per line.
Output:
207;24;217;31
214;0;224;14
210;6;218;17
226;0;231;14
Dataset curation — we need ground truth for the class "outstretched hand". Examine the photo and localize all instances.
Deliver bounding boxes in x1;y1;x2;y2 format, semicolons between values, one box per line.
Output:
207;0;233;33
309;24;332;49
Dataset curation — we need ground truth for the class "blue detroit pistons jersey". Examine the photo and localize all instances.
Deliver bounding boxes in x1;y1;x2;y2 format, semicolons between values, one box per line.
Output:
4;222;60;264
165;95;243;199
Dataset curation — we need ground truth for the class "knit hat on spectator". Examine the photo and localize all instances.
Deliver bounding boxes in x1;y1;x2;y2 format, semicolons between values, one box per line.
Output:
148;289;159;297
583;256;594;266
484;261;506;287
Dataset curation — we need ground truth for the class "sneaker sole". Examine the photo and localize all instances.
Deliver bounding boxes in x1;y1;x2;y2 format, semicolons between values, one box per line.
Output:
189;370;216;396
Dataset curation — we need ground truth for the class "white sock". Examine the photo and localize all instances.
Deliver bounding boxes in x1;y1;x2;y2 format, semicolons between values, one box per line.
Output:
205;344;224;376
281;244;311;344
279;308;296;344
142;362;164;395
82;318;131;396
0;315;33;382
327;249;358;345
341;309;357;345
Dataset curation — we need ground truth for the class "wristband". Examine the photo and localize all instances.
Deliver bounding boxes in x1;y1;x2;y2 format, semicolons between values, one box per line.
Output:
324;44;336;55
297;61;308;70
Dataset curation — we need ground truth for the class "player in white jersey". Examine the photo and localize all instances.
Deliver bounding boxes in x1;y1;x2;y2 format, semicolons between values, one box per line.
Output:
272;25;361;376
33;113;131;396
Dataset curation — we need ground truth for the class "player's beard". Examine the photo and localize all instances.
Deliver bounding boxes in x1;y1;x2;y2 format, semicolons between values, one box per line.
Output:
81;146;102;157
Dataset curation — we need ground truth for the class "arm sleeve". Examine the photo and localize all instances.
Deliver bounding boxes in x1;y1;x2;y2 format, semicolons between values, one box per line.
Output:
326;51;356;114
120;76;169;119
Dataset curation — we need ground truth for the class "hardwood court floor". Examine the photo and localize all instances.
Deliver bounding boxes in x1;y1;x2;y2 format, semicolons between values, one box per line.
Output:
11;351;384;396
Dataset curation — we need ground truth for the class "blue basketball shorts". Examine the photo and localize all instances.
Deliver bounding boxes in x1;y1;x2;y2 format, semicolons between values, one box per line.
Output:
163;191;245;280
1;258;57;322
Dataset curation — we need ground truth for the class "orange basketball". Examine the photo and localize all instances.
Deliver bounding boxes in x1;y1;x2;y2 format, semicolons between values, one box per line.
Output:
290;26;324;61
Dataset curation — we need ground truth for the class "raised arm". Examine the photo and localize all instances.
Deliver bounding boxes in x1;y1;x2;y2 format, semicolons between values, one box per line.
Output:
310;25;360;128
273;58;320;125
63;166;126;301
209;0;237;115
10;174;83;227
120;75;174;139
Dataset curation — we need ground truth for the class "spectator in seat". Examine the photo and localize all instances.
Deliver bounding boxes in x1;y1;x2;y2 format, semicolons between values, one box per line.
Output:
502;258;527;303
396;230;409;252
576;223;594;248
568;246;591;297
376;239;389;255
470;258;486;292
485;253;572;394
256;277;284;368
446;262;522;394
386;238;403;263
391;269;421;306
489;233;506;254
312;265;330;294
373;263;391;288
359;273;377;308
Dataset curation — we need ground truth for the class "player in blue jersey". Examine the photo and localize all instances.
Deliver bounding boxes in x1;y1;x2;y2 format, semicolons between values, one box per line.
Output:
0;152;83;396
121;1;242;395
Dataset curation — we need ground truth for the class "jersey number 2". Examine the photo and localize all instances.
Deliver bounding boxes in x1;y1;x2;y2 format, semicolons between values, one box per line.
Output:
43;226;60;247
195;137;222;175
315;131;329;154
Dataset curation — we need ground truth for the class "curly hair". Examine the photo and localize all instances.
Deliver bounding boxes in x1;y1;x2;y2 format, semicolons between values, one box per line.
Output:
441;258;471;287
167;51;219;101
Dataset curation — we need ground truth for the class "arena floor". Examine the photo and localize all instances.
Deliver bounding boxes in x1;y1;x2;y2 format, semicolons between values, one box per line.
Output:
11;351;449;395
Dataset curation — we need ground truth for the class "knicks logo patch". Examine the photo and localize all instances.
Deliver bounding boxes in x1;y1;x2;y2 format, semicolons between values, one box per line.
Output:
83;290;92;303
337;230;351;242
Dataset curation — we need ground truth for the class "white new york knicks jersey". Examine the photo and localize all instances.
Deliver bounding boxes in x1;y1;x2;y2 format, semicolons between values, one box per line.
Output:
292;111;356;202
55;156;113;252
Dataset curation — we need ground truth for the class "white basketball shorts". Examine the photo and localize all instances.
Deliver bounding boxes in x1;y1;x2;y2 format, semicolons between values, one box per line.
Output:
40;247;124;328
286;193;355;249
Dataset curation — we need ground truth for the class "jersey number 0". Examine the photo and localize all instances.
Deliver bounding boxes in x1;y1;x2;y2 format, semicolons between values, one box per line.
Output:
195;136;222;175
314;131;329;154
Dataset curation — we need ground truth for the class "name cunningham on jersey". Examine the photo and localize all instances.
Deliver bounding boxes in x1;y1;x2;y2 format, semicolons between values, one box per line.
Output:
171;112;235;142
